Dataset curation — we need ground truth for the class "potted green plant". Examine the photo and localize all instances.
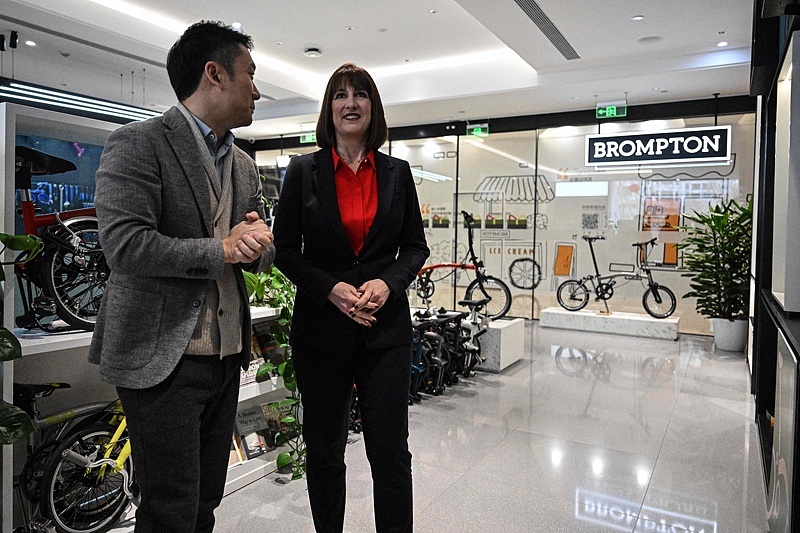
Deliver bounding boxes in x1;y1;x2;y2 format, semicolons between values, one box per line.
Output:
243;267;305;480
677;196;753;352
0;233;44;444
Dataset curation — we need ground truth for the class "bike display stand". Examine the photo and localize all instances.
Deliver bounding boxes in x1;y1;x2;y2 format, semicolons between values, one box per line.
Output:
480;318;525;373
539;307;679;341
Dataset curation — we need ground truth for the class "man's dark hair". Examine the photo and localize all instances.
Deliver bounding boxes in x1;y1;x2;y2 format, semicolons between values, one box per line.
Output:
166;21;253;102
316;63;388;150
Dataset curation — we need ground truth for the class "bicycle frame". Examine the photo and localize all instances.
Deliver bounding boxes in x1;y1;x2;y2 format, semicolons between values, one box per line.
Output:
14;145;107;332
416;211;489;298
557;235;677;318
578;237;659;299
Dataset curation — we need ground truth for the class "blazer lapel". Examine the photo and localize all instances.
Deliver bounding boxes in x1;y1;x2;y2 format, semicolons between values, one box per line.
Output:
163;107;214;236
362;151;396;249
311;150;354;256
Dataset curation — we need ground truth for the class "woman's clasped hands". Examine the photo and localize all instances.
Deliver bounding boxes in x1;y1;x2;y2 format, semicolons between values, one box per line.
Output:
328;279;391;327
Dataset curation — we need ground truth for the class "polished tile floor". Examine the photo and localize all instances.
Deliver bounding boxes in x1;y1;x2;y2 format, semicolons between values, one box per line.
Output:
128;321;771;532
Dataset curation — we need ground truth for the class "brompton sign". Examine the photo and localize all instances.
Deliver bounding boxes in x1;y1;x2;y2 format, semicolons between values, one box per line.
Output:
585;125;731;167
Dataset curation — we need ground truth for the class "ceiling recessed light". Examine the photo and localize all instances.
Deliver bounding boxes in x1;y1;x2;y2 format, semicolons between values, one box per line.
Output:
717;41;728;47
430;9;437;14
571;96;579;100
304;47;322;58
25;40;36;46
631;15;644;21
346;26;353;31
276;41;284;45
652;87;659;91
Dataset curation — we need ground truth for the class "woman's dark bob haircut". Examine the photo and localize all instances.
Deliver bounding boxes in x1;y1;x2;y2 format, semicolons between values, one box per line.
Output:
316;63;388;150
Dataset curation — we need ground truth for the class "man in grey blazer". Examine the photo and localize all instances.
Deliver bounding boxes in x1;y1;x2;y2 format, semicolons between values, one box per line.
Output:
89;21;275;532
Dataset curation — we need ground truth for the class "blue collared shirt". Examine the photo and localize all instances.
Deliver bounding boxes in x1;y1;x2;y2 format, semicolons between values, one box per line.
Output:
189;114;235;184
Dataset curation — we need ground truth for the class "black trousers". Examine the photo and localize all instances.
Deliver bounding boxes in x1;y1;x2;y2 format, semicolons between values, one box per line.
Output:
293;344;413;533
117;354;240;533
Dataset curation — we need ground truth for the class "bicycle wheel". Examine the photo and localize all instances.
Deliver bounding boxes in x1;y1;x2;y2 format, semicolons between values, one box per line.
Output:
556;280;590;311
43;220;109;331
465;276;512;320
508;258;543;290
40;423;133;533
415;277;435;299
642;284;677;319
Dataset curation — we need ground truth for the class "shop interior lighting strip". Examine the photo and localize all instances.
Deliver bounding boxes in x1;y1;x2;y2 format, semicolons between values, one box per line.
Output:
411;168;453;182
0;79;161;121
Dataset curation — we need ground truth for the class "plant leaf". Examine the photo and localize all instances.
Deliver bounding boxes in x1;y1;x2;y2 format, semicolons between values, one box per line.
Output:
255;362;276;382
0;327;23;362
277;451;294;469
0;399;35;444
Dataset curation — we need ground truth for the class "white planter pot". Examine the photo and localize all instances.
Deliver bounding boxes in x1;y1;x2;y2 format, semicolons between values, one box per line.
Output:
711;317;748;352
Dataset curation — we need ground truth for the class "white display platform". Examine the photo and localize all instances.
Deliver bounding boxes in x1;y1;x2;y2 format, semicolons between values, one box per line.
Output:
539;307;679;340
480;318;525;373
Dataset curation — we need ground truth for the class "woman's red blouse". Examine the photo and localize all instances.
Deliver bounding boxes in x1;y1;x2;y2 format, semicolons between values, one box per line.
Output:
332;147;378;256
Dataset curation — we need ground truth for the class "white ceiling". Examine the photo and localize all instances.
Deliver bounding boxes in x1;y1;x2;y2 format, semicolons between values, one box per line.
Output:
1;0;753;140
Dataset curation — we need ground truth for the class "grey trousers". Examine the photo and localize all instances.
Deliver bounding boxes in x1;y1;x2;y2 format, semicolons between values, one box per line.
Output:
117;353;240;533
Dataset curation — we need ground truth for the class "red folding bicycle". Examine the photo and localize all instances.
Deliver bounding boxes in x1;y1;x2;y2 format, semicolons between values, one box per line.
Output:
13;146;108;331
415;211;512;320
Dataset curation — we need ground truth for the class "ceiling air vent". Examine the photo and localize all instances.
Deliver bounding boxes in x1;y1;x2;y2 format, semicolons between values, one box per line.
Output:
514;0;580;60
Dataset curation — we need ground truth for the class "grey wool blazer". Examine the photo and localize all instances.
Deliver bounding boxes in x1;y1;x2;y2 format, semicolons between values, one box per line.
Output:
88;106;275;389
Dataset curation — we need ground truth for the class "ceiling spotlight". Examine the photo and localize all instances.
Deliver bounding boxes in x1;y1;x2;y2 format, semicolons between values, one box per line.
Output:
631;15;644;21
717;41;728;47
9;31;18;49
304;47;322;58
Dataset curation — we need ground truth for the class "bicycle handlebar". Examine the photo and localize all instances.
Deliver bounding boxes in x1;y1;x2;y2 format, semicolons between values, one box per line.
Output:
62;449;137;502
632;237;658;248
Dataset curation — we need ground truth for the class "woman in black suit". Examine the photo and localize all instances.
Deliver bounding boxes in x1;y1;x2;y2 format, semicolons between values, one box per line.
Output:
272;63;429;533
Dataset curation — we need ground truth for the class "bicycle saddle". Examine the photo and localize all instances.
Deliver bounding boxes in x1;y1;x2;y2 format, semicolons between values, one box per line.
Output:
13;382;71;401
15;146;77;190
458;298;490;308
16;146;77;175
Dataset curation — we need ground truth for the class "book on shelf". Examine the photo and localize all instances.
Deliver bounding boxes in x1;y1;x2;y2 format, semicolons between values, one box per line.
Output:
240;355;264;387
235;404;269;435
261;402;297;449
238;431;270;460
251;320;286;372
228;435;244;468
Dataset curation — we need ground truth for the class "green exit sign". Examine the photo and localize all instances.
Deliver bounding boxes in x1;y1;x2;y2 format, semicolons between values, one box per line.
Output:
299;133;317;143
596;104;627;119
466;124;489;138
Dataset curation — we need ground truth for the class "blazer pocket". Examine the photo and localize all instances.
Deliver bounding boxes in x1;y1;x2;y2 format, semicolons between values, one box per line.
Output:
100;281;164;370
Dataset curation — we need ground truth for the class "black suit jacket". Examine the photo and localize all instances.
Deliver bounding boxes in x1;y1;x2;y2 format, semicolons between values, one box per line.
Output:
273;148;429;351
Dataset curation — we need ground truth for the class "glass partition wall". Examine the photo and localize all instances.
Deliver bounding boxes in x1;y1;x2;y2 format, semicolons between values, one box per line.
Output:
256;110;755;333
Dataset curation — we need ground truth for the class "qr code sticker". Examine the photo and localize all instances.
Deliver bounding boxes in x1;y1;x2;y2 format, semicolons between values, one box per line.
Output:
582;213;599;230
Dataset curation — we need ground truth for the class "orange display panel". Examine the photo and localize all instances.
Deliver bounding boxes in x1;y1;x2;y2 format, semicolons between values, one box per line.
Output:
553;244;574;277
